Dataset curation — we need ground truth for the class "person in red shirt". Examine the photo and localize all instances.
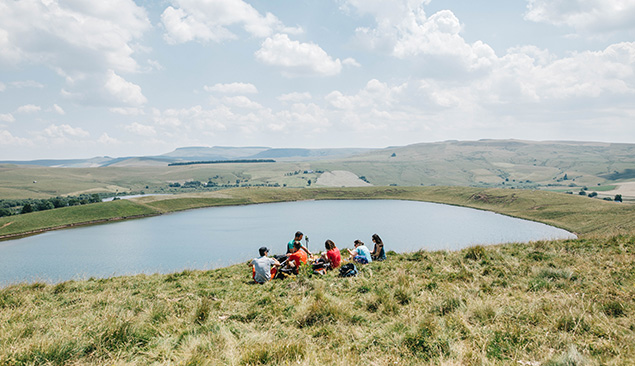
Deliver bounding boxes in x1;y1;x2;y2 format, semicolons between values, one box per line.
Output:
323;239;341;269
312;239;341;273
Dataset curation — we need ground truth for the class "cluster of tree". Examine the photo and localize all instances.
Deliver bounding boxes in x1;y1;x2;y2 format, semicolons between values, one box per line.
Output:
285;170;324;176
166;180;281;190
0;194;102;217
168;159;275;166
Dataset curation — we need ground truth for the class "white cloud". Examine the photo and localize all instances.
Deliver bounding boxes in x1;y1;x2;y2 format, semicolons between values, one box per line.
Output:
125;122;156;136
204;82;258;94
11;80;44;89
349;1;497;72
278;92;312;103
110;107;145;116
0;130;32;146
0;0;151;77
52;104;65;115
16;104;41;114
0;82;5;92
161;0;301;44
221;96;262;109
0;113;15;123
98;133;120;145
342;58;361;67
104;70;147;106
255;34;343;76
326;79;407;110
43;124;90;138
525;0;635;32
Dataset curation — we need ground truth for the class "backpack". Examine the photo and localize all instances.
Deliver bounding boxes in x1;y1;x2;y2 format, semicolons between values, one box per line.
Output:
339;263;358;277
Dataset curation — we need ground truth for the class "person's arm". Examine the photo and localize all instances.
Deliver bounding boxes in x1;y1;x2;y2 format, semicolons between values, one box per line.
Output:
272;258;280;266
300;245;312;257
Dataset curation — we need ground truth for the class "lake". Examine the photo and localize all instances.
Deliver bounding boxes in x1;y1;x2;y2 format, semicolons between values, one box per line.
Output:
0;199;575;286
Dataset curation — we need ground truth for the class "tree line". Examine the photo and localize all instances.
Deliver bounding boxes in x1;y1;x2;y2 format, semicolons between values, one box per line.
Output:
0;194;102;217
168;159;275;166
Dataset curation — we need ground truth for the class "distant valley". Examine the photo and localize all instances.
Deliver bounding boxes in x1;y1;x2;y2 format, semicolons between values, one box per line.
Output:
1;139;633;200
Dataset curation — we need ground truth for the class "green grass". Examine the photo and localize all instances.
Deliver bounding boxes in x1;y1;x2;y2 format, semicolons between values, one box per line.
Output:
1;187;634;364
0;200;159;238
1;234;633;365
3;186;635;239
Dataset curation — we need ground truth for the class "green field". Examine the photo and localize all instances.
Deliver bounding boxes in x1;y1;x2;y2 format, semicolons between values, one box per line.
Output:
3;186;634;240
1;184;635;364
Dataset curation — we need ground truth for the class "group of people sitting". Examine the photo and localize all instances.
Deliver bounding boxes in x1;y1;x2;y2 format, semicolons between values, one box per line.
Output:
249;231;387;284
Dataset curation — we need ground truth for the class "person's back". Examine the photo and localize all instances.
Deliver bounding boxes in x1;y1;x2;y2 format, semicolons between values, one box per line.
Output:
356;244;372;263
250;246;279;283
326;247;341;268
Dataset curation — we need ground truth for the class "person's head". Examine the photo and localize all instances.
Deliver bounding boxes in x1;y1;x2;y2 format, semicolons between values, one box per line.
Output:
259;246;269;256
295;231;303;240
354;239;363;247
325;239;336;250
293;241;302;252
372;234;383;244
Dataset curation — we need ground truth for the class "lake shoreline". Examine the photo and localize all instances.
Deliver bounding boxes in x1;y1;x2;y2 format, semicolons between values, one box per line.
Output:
1;186;633;242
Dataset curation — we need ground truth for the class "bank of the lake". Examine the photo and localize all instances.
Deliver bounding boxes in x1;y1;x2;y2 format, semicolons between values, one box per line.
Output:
1;186;634;240
1;234;633;365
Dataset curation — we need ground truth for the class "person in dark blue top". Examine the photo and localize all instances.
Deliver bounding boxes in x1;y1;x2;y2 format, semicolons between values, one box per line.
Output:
370;233;386;261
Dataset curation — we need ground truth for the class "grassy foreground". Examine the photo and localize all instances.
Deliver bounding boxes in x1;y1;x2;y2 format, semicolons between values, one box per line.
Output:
2;187;634;365
1;235;633;365
2;186;635;239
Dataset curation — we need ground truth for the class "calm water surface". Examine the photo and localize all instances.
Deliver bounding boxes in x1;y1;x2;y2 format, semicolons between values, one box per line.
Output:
0;200;575;286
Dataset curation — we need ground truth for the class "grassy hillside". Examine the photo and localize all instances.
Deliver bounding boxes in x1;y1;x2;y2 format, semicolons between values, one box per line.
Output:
318;140;635;188
0;200;159;238
2;140;633;200
2;186;634;240
1;187;634;364
1;234;633;365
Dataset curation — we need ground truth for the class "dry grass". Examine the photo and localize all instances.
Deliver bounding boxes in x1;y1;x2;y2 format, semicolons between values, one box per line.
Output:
1;234;633;365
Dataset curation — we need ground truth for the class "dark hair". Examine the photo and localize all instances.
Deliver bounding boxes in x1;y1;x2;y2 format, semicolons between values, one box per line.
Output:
325;239;336;250
259;247;268;256
295;231;303;238
372;234;383;245
354;239;363;246
293;241;302;249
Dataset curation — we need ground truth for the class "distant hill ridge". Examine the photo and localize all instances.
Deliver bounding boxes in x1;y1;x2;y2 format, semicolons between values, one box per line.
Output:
1;140;632;173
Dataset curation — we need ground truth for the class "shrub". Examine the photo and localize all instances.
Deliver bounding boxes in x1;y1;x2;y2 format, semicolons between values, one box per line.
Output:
194;298;212;325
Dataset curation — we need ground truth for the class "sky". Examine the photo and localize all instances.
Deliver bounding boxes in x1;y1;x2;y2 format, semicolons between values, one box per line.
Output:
1;0;634;160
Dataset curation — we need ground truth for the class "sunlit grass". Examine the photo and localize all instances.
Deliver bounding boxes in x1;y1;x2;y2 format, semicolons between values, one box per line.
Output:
1;234;634;365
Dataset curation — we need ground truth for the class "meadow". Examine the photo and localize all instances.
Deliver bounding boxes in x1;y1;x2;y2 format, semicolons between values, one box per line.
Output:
1;234;633;365
1;187;634;365
2;186;634;239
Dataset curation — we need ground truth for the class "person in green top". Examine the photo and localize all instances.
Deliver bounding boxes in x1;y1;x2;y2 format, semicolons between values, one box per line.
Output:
287;231;312;256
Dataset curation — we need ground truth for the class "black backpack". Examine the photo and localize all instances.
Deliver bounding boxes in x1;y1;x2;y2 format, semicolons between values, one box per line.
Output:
339;263;358;277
